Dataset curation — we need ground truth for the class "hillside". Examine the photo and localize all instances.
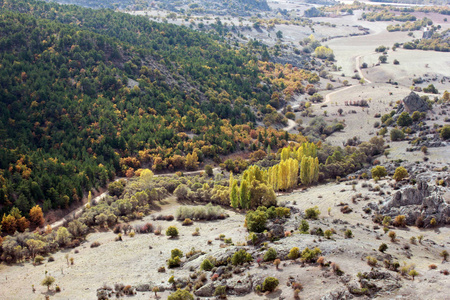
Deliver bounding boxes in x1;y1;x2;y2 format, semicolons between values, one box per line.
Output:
0;0;297;221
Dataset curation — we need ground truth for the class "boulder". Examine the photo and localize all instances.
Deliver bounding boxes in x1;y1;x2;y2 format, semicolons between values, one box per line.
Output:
321;288;353;300
194;282;215;297
267;223;285;239
396;92;429;114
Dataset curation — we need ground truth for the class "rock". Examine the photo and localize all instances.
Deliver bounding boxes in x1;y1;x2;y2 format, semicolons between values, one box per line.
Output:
227;276;253;296
321;288;353;300
247;232;267;246
379;179;450;226
194;282;215;297
396;92;430;114
268;223;285;239
215;266;226;276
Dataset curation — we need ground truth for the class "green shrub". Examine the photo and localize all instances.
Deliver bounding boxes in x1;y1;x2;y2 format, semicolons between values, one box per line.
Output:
301;247;321;262
299;219;309;233
390;128;405;141
200;259;214;271
168;256;181;268
304;206;320;219
262;277;279;292
231;249;253;266
171;248;183;259
344;229;353;238
167;289;194;300
379;243;388;253
440;125;450;140
34;255;45;265
245;210;267;233
397;112;412;127
371;166;387;179
166;226;179;238
264;248;277;261
288;247;300;260
393;167;408;182
213;285;227;298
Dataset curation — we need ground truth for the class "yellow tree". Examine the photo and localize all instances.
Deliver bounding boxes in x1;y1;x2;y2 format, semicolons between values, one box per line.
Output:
185;151;199;170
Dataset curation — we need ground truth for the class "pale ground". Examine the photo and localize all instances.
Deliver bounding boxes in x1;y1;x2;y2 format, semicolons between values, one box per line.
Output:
1;181;449;299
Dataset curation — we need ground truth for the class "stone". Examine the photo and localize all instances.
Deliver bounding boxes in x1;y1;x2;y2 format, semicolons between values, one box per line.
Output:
379;179;450;226
194;282;215;297
396;92;430;114
321;288;353;300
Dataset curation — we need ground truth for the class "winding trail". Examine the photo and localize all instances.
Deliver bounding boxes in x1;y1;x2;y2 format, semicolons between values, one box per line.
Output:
321;53;372;105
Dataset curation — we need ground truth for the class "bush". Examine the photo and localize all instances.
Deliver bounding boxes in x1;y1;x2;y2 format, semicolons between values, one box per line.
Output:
204;165;214;177
393;167;408;182
182;218;193;226
345;229;353;238
166;226;179;238
324;229;333;239
393;215;406;227
299;219;309;233
288;247;300;260
34;255;44;265
231;249;253;266
176;204;225;221
171;249;183;259
262;277;279;292
264;248;278;261
213;285;227;298
305;206;320;219
200;259;214;271
371;166;387;179
397;112;412;127
389;231;397;242
90;241;101;248
168;289;194;300
379;243;388;253
134;222;154;234
245;210;267;233
390;128;405;141
168;256;181;268
440;125;450;140
301;247;322;262
366;256;377;266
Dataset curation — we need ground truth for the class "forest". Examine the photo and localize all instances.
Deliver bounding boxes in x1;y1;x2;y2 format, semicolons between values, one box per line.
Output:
0;0;305;228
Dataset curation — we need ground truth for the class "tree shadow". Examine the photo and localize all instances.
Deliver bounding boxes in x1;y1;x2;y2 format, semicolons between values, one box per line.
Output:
266;289;282;299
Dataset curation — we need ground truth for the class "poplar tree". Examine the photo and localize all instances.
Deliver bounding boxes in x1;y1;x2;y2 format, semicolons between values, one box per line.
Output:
230;181;239;209
239;180;250;209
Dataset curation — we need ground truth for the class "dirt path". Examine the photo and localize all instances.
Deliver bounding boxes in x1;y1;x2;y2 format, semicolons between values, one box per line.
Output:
282;118;297;131
322;54;372;105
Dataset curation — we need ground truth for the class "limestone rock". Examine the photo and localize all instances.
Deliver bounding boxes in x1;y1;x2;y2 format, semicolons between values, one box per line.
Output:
379;179;450;226
194;282;215;297
396;92;430;114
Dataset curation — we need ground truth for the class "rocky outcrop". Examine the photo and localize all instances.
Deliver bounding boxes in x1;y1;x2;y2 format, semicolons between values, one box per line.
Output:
321;288;353;300
227;275;253;295
379;179;450;226
396;92;430;114
194;282;216;297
